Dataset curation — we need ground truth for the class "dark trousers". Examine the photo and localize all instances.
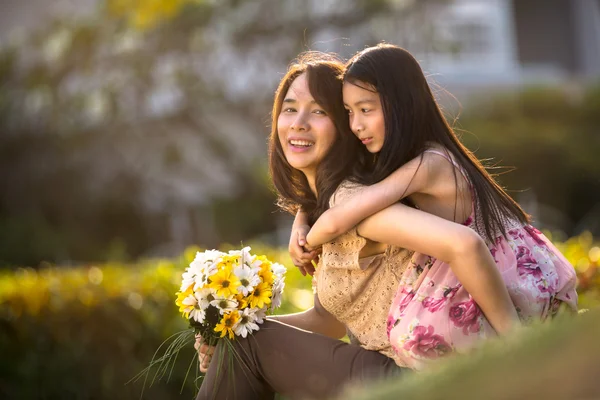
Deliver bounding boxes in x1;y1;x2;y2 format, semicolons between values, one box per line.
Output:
196;320;403;400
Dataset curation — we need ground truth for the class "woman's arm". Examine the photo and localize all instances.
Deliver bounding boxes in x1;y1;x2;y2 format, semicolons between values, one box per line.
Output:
356;203;519;335
269;295;346;339
306;153;443;247
289;208;320;276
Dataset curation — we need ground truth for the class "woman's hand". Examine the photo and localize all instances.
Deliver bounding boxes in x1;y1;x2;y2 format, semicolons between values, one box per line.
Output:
195;334;216;373
289;224;321;276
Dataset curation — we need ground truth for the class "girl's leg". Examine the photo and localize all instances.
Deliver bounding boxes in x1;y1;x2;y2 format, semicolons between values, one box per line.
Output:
197;320;401;400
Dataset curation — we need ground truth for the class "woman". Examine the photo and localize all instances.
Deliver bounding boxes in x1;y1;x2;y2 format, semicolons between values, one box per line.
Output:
195;52;508;399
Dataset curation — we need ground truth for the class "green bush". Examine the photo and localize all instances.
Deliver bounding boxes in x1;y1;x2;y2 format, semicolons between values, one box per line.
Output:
0;244;312;399
458;84;600;234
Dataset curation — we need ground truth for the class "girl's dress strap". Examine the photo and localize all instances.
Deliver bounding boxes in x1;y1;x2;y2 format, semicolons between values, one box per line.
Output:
423;149;469;181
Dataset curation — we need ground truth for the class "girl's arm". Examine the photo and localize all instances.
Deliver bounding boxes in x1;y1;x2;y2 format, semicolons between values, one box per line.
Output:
268;295;346;339
306;152;443;247
355;202;520;335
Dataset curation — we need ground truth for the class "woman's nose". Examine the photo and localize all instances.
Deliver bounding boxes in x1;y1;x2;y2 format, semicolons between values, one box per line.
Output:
290;114;309;131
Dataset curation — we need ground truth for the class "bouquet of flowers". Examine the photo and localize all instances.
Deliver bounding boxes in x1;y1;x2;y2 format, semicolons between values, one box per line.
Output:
133;246;286;393
175;246;286;341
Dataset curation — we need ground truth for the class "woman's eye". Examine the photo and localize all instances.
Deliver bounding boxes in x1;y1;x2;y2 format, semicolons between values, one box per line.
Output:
313;109;326;115
283;108;296;113
345;109;353;115
361;108;370;113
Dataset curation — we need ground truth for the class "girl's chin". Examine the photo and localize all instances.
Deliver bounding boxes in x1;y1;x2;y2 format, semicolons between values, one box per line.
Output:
365;143;382;153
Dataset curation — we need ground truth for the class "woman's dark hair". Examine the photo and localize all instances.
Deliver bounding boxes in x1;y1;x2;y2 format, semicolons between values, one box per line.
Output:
343;43;530;242
268;52;362;224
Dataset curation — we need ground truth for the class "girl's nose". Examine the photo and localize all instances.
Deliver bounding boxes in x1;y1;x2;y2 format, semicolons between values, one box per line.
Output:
351;118;364;134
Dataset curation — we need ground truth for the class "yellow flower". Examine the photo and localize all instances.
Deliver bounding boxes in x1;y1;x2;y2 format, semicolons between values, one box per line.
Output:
175;285;194;315
219;254;240;270
214;311;240;340
258;261;274;285
236;293;249;309
248;282;272;309
208;268;241;298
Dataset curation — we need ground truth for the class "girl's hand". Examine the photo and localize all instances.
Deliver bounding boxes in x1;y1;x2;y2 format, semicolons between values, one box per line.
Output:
289;224;321;276
195;334;215;373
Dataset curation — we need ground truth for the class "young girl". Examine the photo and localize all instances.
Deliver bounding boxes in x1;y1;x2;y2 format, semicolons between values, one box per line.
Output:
299;44;578;370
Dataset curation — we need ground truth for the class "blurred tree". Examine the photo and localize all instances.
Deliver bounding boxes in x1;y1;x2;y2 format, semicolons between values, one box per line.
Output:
105;0;199;30
0;0;455;267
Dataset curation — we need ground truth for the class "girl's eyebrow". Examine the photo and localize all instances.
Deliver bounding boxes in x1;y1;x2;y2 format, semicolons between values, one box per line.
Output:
344;99;376;107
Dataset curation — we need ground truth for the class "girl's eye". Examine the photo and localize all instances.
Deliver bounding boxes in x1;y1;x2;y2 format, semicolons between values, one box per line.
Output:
345;109;353;115
283;108;296;113
361;108;370;114
313;109;327;115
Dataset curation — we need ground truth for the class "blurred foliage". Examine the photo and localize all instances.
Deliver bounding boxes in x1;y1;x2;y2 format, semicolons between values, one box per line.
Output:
458;84;600;235
0;233;598;398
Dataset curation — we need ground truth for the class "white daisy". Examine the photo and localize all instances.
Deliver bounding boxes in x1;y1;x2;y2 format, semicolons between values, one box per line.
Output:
202;249;225;263
180;294;197;315
181;294;206;323
193;261;218;290
234;266;261;296
180;269;197;292
271;262;286;279
190;306;206;324
270;279;285;310
233;308;260;338
210;297;239;315
253;307;267;324
195;287;216;310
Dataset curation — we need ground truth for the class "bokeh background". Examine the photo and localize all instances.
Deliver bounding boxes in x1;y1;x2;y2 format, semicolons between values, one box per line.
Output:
1;0;599;399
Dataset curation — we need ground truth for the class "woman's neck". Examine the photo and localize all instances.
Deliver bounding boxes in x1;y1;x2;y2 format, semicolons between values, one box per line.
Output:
304;171;318;198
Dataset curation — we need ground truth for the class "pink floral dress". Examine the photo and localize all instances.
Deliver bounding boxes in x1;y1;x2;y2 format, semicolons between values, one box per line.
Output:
387;150;578;370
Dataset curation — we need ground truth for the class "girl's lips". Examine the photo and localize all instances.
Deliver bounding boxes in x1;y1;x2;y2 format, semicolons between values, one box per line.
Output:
361;137;373;145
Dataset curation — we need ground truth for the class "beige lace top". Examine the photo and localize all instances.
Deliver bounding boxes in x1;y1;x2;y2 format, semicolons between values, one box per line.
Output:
313;181;411;366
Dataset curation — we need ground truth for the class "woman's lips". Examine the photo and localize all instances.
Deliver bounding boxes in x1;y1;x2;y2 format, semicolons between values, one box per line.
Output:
289;144;313;153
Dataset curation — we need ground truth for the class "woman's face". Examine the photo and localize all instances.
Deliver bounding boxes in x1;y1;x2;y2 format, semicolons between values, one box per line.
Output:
277;73;337;177
342;80;385;153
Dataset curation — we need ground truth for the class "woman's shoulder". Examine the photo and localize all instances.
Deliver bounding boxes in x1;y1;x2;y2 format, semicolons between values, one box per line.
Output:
329;180;366;208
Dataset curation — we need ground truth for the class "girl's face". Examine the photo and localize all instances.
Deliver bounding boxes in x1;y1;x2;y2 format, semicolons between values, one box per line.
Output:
342;81;385;153
277;73;337;177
